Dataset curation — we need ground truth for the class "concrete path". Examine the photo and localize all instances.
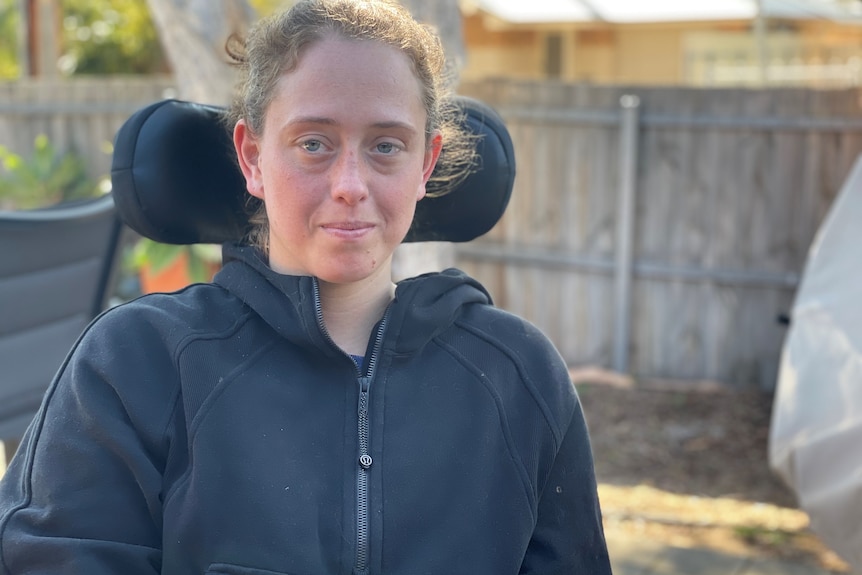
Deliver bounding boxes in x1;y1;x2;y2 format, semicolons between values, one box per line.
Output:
607;533;837;575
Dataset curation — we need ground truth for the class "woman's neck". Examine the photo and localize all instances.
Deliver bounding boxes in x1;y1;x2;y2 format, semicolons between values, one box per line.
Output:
317;268;395;356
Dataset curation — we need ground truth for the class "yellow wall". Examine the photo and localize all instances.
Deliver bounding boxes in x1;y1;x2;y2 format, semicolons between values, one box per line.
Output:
570;29;616;83
461;13;542;81
464;22;687;85
461;11;862;88
612;28;684;84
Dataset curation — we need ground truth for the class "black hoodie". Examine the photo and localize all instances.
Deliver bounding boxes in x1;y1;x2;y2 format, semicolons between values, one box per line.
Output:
0;245;611;575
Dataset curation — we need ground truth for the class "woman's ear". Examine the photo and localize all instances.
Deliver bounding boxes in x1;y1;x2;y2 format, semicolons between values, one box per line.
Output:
418;131;444;201
234;119;265;200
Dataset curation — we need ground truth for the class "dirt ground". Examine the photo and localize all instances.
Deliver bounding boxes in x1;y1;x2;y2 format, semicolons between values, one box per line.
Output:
572;368;852;573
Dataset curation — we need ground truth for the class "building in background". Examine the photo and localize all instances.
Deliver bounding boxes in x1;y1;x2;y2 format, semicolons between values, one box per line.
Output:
460;0;862;88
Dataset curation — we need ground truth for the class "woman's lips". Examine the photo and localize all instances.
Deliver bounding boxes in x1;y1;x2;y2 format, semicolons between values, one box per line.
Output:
321;221;374;239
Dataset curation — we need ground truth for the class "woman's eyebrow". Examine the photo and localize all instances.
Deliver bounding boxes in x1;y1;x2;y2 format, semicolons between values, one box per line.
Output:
284;116;337;127
370;120;417;133
284;117;418;134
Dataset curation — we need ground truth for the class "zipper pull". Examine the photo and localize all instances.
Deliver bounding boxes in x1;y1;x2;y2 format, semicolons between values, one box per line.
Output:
357;376;372;470
358;376;370;394
358;376;370;418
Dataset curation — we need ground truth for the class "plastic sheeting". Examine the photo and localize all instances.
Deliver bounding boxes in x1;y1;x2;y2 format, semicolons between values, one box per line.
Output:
769;155;862;572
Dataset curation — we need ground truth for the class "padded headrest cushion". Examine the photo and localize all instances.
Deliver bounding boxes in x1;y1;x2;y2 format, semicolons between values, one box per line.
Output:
111;96;514;245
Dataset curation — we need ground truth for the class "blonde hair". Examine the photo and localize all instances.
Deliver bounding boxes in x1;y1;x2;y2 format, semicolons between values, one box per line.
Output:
225;0;476;251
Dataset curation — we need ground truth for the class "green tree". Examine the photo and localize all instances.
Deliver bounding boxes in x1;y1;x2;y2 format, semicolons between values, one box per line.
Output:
60;0;167;75
249;0;288;17
0;0;20;78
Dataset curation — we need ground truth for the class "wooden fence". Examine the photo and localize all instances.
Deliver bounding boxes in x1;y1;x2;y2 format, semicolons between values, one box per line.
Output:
0;76;177;184
3;76;862;389
458;79;862;389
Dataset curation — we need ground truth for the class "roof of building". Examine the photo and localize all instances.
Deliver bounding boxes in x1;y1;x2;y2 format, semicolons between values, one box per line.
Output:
467;0;862;24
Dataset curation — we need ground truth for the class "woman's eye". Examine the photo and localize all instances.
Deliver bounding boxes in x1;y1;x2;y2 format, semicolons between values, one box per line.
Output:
301;139;323;152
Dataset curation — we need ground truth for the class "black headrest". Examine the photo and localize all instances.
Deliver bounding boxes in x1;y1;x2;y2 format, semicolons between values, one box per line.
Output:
111;96;514;245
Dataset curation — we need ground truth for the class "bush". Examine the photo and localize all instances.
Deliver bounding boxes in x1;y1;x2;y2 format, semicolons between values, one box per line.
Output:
0;135;102;210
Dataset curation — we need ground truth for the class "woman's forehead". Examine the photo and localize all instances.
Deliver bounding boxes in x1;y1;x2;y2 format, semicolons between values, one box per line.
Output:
265;37;426;126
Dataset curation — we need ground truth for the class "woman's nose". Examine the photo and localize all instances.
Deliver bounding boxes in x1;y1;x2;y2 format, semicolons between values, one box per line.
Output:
330;150;369;205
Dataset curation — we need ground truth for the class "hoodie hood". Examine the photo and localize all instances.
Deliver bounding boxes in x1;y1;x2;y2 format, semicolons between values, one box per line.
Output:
386;268;491;355
214;243;491;356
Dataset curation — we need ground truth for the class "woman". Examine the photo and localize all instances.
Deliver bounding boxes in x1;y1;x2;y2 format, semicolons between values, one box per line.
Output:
0;1;611;573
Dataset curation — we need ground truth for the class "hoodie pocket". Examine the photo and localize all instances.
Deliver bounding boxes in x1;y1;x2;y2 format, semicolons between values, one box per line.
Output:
206;563;297;575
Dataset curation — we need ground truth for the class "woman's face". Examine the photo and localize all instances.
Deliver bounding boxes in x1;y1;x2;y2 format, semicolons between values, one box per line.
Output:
234;36;442;284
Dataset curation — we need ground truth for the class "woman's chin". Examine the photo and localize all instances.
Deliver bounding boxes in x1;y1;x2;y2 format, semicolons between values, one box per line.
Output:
315;258;390;287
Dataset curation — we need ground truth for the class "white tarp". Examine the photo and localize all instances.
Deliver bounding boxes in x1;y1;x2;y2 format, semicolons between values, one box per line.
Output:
769;155;862;572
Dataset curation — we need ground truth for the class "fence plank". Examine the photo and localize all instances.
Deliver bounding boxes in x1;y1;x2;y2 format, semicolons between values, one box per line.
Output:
459;80;862;389
0;76;176;184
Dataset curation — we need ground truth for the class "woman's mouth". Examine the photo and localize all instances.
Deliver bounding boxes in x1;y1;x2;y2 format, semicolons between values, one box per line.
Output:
322;221;374;238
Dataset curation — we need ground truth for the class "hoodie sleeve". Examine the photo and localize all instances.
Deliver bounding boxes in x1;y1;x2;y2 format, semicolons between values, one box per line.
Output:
519;402;612;575
0;307;175;575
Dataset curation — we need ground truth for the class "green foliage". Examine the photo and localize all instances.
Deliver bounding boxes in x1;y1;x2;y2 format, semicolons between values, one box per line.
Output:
0;0;20;78
129;240;222;283
249;0;291;17
0;0;291;78
60;0;166;75
733;525;794;547
0;135;101;210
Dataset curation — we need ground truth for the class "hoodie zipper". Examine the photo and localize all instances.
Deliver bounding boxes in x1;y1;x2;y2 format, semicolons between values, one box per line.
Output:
312;279;390;575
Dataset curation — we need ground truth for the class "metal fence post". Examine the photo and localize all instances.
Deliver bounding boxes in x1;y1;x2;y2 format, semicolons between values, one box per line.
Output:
613;95;641;374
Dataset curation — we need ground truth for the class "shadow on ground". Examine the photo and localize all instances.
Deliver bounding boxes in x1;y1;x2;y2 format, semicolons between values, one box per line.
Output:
574;376;796;508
